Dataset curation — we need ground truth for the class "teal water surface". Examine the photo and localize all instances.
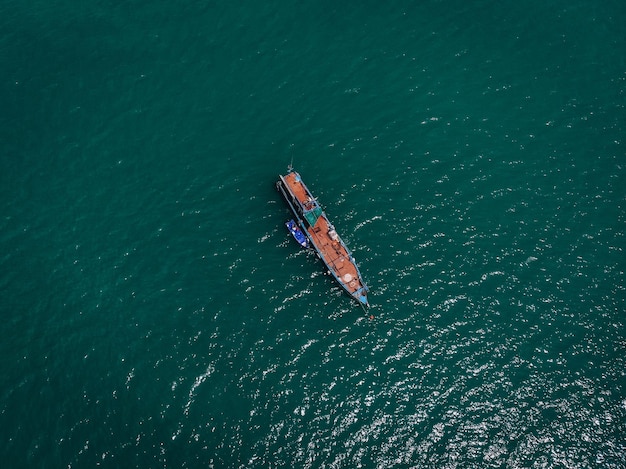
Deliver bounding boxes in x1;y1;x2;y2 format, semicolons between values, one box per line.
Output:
1;1;625;467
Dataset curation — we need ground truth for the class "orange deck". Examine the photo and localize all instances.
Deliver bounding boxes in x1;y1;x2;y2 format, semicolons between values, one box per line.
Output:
283;172;366;298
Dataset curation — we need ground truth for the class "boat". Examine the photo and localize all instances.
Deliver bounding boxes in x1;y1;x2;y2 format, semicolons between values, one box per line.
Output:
276;168;369;307
285;219;310;249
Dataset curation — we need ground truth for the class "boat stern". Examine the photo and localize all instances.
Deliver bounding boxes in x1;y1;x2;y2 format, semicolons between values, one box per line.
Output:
354;287;369;308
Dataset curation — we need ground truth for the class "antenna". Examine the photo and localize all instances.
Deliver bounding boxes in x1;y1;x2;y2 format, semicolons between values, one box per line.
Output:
288;144;294;172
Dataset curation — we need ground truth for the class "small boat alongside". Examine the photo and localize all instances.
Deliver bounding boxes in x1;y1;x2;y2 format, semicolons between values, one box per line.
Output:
276;168;369;307
285;219;310;249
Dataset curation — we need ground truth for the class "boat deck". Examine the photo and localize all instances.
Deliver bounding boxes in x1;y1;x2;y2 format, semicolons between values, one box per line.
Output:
283;172;366;300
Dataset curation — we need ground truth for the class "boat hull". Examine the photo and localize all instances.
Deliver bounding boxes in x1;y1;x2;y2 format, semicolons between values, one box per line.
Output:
276;170;368;307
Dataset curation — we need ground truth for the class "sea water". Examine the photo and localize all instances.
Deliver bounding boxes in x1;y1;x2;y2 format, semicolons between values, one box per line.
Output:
1;1;624;467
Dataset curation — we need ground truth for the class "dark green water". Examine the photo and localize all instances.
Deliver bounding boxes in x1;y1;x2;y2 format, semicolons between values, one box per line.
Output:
1;1;625;467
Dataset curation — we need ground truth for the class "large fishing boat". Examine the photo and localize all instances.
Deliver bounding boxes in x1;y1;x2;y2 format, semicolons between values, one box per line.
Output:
276;168;369;307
